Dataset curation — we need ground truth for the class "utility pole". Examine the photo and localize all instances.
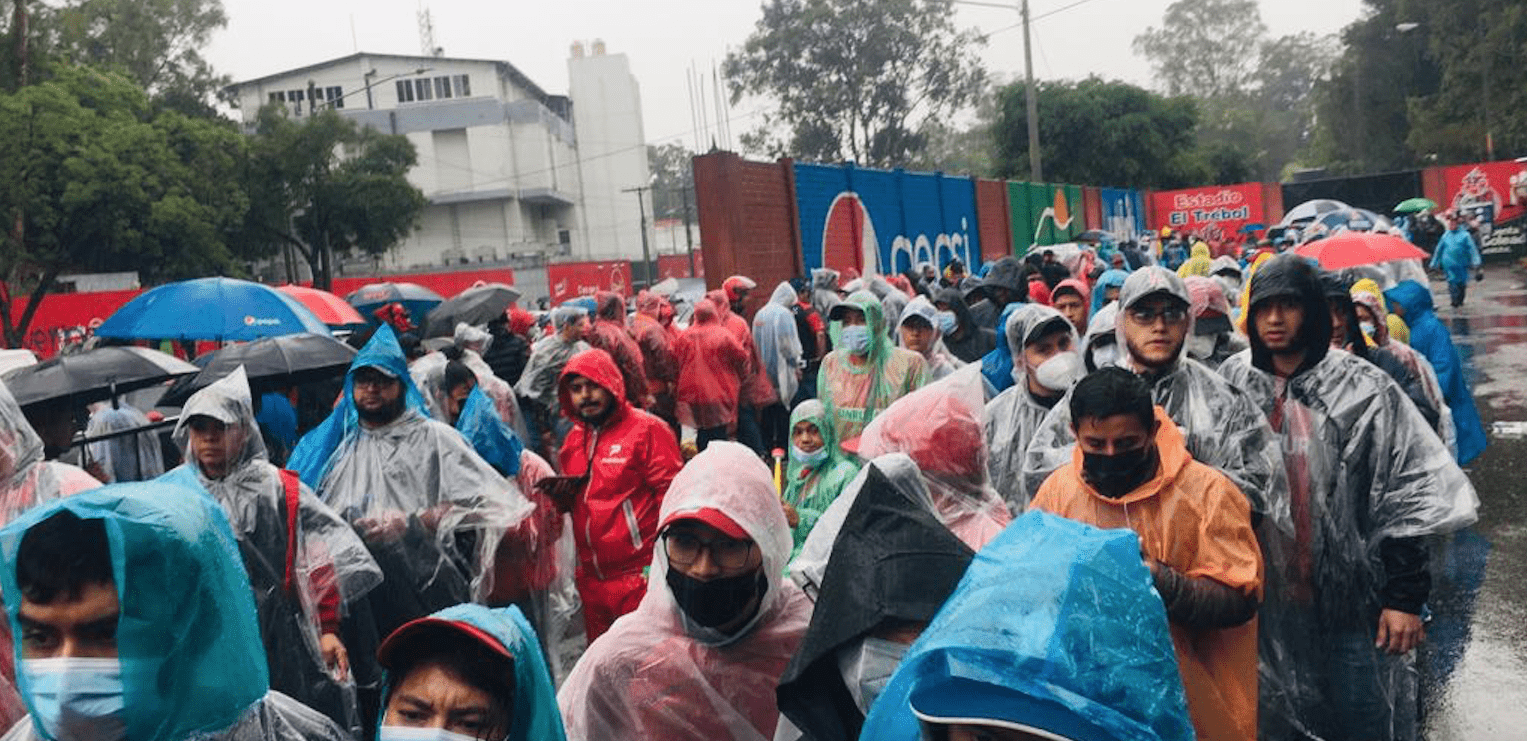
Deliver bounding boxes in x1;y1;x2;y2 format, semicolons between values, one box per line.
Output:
1021;0;1043;182
623;184;655;289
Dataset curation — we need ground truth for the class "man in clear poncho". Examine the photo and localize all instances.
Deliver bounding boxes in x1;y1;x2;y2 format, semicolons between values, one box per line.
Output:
1022;266;1290;533
982;304;1084;511
556;442;811;741
1183;275;1247;370
857;511;1195;741
515;307;591;458
1219;255;1479;741
817;290;927;451
894;297;961;381
160;367;382;731
753;282;805;451
288;325;533;712
810;269;842;322
1081;302;1121;371
442;323;530;443
84;401;165;483
0;482;351;741
0;380;100;728
781;400;859;554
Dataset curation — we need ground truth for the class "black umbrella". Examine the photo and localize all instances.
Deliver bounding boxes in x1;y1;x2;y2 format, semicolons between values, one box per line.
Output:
158;333;357;406
1;346;199;408
423;283;522;338
1076;229;1111;243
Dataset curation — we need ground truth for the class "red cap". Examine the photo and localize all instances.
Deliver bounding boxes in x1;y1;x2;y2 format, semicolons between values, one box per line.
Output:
376;617;512;669
660;507;748;540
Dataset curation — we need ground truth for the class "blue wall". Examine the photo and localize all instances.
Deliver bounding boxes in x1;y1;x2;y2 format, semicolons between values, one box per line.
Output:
795;163;982;275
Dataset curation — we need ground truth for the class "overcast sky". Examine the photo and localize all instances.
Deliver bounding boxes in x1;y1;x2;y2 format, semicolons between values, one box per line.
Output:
205;0;1369;152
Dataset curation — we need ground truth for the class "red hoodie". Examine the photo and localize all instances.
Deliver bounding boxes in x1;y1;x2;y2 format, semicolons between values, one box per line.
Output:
557;349;683;580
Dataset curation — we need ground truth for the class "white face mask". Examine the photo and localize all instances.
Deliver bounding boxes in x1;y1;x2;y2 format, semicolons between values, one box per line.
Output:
836;637;909;716
1032;350;1084;392
790;444;828;467
1088;342;1121;370
1185;334;1217;361
378;726;490;741
22;657;127;741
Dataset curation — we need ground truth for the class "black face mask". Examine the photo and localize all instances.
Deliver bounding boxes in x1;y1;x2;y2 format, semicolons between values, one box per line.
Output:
1081;445;1159;499
666;567;764;630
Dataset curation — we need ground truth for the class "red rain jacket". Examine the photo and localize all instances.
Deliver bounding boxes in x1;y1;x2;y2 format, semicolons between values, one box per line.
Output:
585;291;649;405
558;349;683;581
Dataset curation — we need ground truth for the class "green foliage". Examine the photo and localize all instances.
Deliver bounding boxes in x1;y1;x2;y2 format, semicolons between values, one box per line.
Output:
724;0;985;168
0;65;248;347
1132;0;1266;99
648;143;695;221
46;0;229;103
236;105;427;290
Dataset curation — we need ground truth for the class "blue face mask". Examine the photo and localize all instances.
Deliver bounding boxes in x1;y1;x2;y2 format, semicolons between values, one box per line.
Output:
378;726;487;741
839;325;872;356
23;657;127;741
935;311;958;334
790;444;828;467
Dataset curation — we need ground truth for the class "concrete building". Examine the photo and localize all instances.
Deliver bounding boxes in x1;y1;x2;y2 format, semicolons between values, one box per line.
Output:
226;45;651;275
568;40;655;265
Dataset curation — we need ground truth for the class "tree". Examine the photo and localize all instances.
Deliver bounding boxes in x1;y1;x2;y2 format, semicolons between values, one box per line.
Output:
237;105;427;291
1132;0;1267;99
648;142;694;222
0;65;249;348
724;0;985;168
45;0;229;104
992;77;1204;189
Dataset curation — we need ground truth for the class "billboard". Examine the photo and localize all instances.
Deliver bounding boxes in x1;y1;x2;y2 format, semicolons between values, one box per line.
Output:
794;163;981;276
1009;182;1083;255
1097;187;1149;243
547;261;633;305
1439;161;1527;260
1148;183;1270;244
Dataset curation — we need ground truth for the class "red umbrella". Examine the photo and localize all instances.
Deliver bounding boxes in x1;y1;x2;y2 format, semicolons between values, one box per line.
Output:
278;285;368;328
1292;231;1428;270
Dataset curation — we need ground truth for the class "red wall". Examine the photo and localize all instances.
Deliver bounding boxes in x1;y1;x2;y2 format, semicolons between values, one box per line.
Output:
546;261;633;305
655;253;703;280
694;152;803;320
326;267;517;301
5;290;143;358
975;179;1013;262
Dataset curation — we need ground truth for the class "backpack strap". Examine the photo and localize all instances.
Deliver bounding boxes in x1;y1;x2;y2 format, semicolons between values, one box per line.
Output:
278;468;301;595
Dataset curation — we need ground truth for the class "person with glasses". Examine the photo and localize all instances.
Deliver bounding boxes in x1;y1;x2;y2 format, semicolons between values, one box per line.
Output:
557;442;810;741
1022;266;1290;537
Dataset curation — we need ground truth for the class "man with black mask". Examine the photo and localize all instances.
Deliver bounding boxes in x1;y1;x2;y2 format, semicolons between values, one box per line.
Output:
1031;366;1262;740
558;442;810;740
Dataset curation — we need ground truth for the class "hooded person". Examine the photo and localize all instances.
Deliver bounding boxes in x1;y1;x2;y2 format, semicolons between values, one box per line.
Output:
817;291;927;452
0;482;351;741
631;291;681;433
810;269;842;322
1349;279;1455;455
1383;280;1487;466
982;305;1084;511
582;292;648;407
556;442;812;741
931;288;996;365
1210;255;1245;309
1030;368;1263;740
1050;277;1090;336
375;604;566;741
1022;266;1291;536
1090;268;1129;317
287;326;533;706
781;400;859;554
83;402;165;483
1081;301;1121;372
447;323;531;445
963;256;1024;331
674;300;752;448
1183;275;1247;369
1220;255;1478;741
1177;241;1213;278
1428;215;1482;308
0;381;100;728
709;289;774;454
856;511;1195;741
894;297;961;382
514;307;591;457
1322;274;1442;435
555;349;684;643
159;367;382;731
482;310;532;388
754;282;806;450
774;460;975;741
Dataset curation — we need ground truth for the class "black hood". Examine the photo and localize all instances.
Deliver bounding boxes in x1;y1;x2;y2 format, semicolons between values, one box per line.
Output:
776;463;975;741
1320;271;1368;360
935;287;976;333
965;256;1024;303
1245;254;1330;375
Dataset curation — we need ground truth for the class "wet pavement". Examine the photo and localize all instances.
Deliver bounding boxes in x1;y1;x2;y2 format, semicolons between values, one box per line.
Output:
1417;264;1527;739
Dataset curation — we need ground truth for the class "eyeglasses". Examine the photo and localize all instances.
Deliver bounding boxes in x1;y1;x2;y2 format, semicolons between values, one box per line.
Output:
1126;305;1189;326
663;530;754;570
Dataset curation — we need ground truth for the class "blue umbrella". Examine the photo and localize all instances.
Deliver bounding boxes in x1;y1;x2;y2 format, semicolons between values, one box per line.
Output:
96;277;331;342
345;282;444;325
1239;222;1266;233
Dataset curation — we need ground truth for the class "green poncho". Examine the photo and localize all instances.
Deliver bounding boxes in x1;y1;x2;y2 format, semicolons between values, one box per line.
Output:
782;400;861;554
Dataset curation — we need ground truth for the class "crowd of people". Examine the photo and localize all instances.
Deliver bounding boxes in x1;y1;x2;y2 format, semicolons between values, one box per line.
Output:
0;224;1491;741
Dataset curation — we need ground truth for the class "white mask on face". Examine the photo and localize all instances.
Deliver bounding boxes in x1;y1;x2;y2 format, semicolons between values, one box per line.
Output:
1185;334;1217;361
1088;342;1120;370
378;726;486;741
836;637;909;716
1032;350;1084;392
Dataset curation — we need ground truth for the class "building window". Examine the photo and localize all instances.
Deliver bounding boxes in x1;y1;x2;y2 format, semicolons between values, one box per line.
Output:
434;76;451;99
396;80;414;103
414;78;433;101
325;86;344;109
453;74;471;97
269;91;286;103
288;89;305;115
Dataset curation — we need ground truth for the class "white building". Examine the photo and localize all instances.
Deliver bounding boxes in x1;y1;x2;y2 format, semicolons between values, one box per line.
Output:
568;40;654;265
227;46;651;272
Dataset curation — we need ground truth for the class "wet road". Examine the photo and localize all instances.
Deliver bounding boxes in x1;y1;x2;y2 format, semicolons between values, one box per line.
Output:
1418;264;1527;740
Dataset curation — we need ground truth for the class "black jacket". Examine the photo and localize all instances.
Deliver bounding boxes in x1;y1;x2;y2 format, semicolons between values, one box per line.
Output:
935;288;997;364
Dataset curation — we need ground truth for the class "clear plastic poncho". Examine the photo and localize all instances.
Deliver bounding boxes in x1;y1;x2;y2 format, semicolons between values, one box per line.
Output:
817;291;928;450
513;309;591;409
1082;302;1121;371
1221;257;1479;740
976;302;1024;393
1349;279;1455;456
452;332;532;445
811;268;842;320
160;367;381;730
782;400;860;553
753;282;805;406
287;325;533;661
557;442;812;741
1090;268;1130;316
674;300;750;429
412;358;525;476
856;510;1194;741
1023;267;1292;535
895;296;962;381
0;482;350;741
982;304;1079;512
84;403;165;483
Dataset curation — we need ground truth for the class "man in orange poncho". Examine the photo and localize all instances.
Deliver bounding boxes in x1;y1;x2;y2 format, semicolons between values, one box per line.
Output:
1030;366;1262;741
